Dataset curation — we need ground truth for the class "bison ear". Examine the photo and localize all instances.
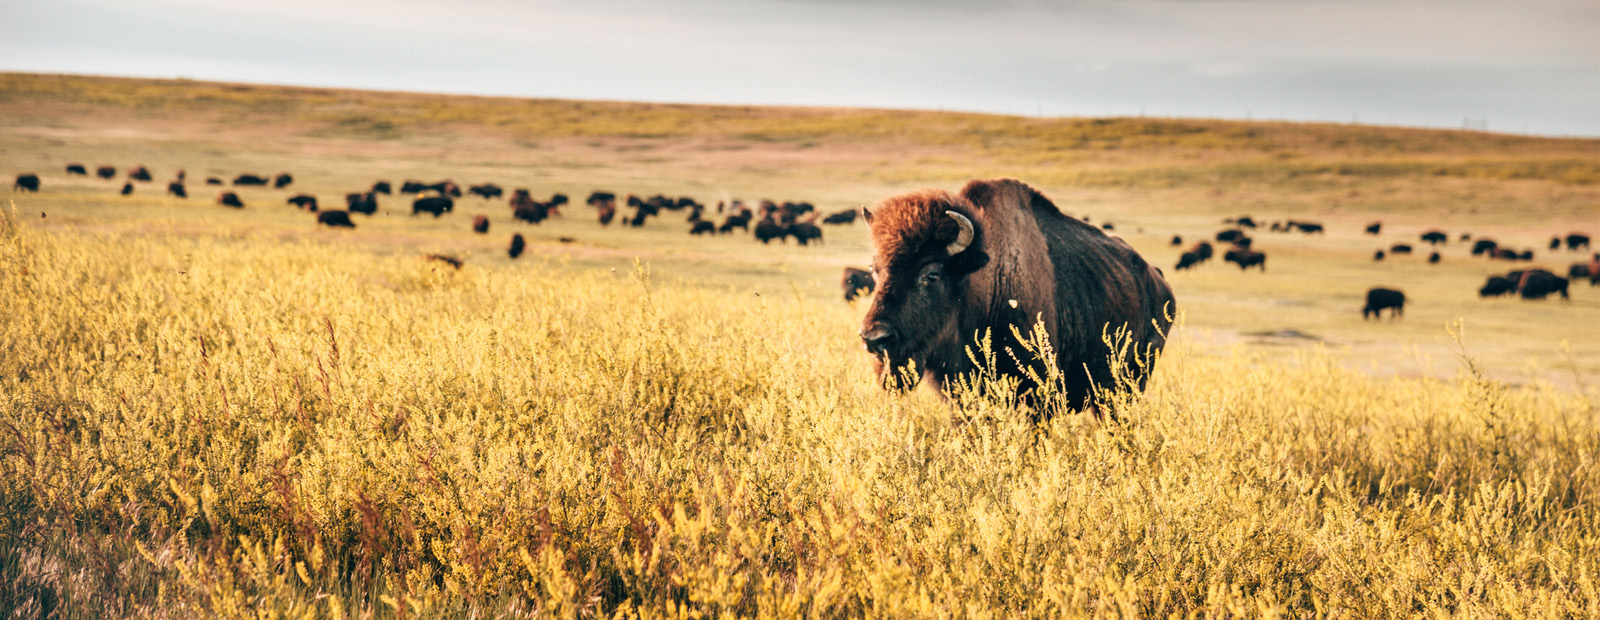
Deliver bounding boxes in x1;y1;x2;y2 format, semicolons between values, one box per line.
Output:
861;206;872;223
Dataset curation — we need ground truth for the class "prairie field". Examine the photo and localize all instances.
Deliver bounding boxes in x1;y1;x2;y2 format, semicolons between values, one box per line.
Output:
1;74;1598;618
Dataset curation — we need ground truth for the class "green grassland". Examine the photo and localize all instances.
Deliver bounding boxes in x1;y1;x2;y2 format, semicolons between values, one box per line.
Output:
1;73;1598;617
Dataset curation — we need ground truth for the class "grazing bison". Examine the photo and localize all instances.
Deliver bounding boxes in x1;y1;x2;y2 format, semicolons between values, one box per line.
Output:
273;173;294;189
412;196;454;217
1365;222;1382;235
1170;235;1183;246
472;215;489;234
690;220;716;235
1428;251;1441;264
1101;222;1115;231
754;217;788;244
1216;229;1244;243
1175;251;1203;270
719;212;751;233
790;221;823;245
128;166;152;182
1390;244;1413;254
1420;230;1447;245
469;184;503;200
287;194;318;210
858;178;1174;414
1471;239;1498;256
372;181;392;194
1491;248;1519;260
510;190;547;224
217;192;244;208
1224;248;1266;271
1549;237;1562;251
205;177;224;186
823;209;859;225
1232;237;1253;249
13;173;39;192
1362;288;1405;320
346;192;378;215
1567;233;1590;251
1478;275;1516;297
96;166;117;180
1518;269;1569;300
508;234;526;258
1291;221;1324;234
316;210;355;228
1235;216;1257;229
1373;250;1386;261
1519;250;1534;261
234;174;269;186
66;164;88;176
1190;241;1214;262
167;181;187;198
842;267;876;302
1568;262;1593;281
120;182;133;196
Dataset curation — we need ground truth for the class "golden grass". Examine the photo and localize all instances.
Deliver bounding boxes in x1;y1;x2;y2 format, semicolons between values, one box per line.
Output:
2;205;1596;618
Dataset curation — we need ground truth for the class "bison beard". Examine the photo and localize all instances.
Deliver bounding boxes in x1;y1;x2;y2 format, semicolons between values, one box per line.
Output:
859;178;1175;415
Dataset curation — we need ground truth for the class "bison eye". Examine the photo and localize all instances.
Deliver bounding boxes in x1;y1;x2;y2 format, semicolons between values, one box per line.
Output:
920;271;942;287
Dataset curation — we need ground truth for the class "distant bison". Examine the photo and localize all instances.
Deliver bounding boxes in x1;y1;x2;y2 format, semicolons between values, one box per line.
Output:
425;254;464;269
1549;237;1562;251
167;181;187;198
1420;230;1447;245
1428;251;1441;264
346;192;377;215
1364;222;1382;235
823;209;859;225
472;215;489;234
1232;237;1253;249
1190;241;1214;262
1170;235;1183;246
1478;275;1516;297
96;166;116;180
789;221;823;245
690;220;715;235
469;184;503;200
287;194;318;210
1362;288;1405;320
65;164;88;176
120;182;133;196
1234;216;1257;229
13;173;39;192
841;267;875;302
1567;233;1591;251
1224;248;1266;271
273;173;294;189
1373;250;1385;261
234;174;269;186
217;191;244;208
754;218;788;244
1101;222;1115;231
1390;244;1413;254
508;234;526;259
1216;229;1244;243
1471;239;1498;256
371;181;392;194
1518;269;1569;300
316;210;355;228
128;166;152;182
1175;251;1203;270
1289;221;1324;234
857;178;1174;413
1567;262;1593;281
205;177;224;186
1491;248;1519;260
412;196;454;217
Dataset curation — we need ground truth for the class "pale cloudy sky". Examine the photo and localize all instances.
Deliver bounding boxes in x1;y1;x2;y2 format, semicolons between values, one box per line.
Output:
3;0;1597;136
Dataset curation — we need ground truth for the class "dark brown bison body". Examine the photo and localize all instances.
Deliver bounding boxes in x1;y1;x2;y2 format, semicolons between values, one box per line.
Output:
217;192;244;208
754;218;788;243
1190;242;1213;262
1175;252;1202;270
1390;244;1413;254
346;192;377;215
1518;270;1569;300
1420;230;1447;245
66;164;87;176
469;184;503;200
508;234;526;259
401;181;426;194
1234;216;1257;229
234;174;269;186
1291;221;1324;234
1373;250;1386;261
317;210;355;228
790;222;823;245
1568;262;1593;281
1365;222;1382;235
371;181;392;194
412;196;454;217
1519;250;1534;261
859;178;1175;413
1224;248;1266;271
1472;239;1498;256
1232;237;1253;249
841;267;876;302
1550;237;1562;250
120;182;134;196
273;173;293;189
1101;222;1115;231
510;190;547;224
1428;252;1441;264
1216;229;1244;243
690;221;715;235
287;194;318;210
1362;288;1405;320
96;166;116;180
1478;275;1516;297
1491;248;1519;260
13;174;39;192
205;177;223;186
823;209;859;225
1567;233;1591;251
472;215;489;234
1170;235;1183;246
128;166;152;182
167;182;187;198
719;212;751;233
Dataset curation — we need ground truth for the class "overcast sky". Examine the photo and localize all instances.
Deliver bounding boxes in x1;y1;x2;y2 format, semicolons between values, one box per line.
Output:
3;0;1597;136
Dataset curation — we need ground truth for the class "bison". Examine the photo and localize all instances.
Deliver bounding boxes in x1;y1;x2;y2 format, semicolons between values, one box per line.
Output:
372;181;393;194
1364;222;1382;235
1567;233;1591;251
346;192;378;215
1224;248;1266;271
1567;262;1593;281
1471;239;1498;256
472;215;489;234
1519;250;1534;261
469;184;503;200
1216;229;1244;243
858;178;1174;414
790;221;823;245
1235;216;1257;229
1390;244;1413;254
13;173;39;192
96;166;117;180
719;212;751;233
842;267;876;302
1373;250;1386;261
217;192;244;208
1175;251;1202;270
120;182;133;196
1290;221;1324;234
1428;251;1441;264
509;234;526;259
690;220;715;235
234;174;269;186
1420;230;1447;245
1478;275;1517;297
1518;270;1569;300
1190;241;1214;262
273;173;294;189
1362;288;1405;320
128;166;152;182
823;209;859;225
425;254;464;269
65;164;88;176
317;210;355;228
412;196;454;217
1170;235;1183;246
754;218;788;244
205;177;224;186
167;181;187;198
1549;237;1562;251
287;194;318;210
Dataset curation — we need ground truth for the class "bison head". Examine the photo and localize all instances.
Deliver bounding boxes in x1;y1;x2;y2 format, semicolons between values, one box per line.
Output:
859;190;991;389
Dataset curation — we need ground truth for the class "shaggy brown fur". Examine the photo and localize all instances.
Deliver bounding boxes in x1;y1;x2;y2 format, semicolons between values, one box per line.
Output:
860;178;1175;414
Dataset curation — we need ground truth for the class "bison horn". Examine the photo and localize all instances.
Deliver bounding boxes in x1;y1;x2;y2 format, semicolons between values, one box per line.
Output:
946;211;974;255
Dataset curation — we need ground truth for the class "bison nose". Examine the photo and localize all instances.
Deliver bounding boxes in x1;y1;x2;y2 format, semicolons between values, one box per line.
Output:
860;323;897;353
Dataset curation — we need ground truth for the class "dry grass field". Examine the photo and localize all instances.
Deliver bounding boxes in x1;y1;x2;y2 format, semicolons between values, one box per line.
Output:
1;74;1597;618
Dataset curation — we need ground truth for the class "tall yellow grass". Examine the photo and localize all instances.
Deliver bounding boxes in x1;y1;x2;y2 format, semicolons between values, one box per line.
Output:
1;204;1596;618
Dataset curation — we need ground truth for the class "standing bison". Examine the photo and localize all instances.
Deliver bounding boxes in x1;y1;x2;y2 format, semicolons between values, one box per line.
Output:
858;178;1174;414
472;215;490;234
412;196;454;217
1362;288;1405;320
1364;222;1382;235
842;267;876;302
1420;230;1447;245
66;164;88;176
13;174;40;192
1518;270;1569;300
96;166;117;180
273;173;294;189
128;166;153;182
346;192;378;215
234;174;269;186
508;234;526;259
1224;248;1266;271
217;192;244;208
316;210;355;228
1568;233;1591;251
167;181;187;198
